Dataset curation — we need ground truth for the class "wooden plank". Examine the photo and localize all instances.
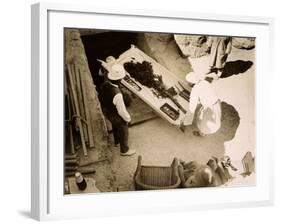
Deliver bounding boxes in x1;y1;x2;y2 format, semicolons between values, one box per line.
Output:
67;63;88;157
74;63;89;144
68;121;75;154
78;66;95;148
65;74;75;155
65;153;78;160
66;66;77;116
67;94;75;155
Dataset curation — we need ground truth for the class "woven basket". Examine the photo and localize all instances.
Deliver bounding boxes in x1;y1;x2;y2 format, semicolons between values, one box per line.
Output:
134;156;181;190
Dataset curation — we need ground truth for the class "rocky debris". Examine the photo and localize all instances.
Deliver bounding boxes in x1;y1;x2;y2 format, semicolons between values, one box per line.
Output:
92;161;115;192
110;148;137;192
232;37;255;49
78;29;108;36
137;33;192;79
137;33;173;56
174;34;209;58
145;33;173;42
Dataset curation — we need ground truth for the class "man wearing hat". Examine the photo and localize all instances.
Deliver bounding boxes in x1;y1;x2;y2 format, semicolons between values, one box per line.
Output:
180;72;221;136
100;64;136;156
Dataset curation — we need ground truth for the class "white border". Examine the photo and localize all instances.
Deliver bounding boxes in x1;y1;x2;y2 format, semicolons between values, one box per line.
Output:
31;2;274;221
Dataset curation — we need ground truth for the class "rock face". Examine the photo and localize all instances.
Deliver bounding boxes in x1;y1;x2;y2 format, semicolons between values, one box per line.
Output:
137;33;173;57
174;34;209;58
137;33;192;80
79;29;108;36
232;37;255;49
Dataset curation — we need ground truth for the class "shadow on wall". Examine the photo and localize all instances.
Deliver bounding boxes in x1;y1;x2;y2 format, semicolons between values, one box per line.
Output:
221;60;253;78
81;32;138;91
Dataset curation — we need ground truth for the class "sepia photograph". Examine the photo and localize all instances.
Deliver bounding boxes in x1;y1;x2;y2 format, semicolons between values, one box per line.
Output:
63;28;256;194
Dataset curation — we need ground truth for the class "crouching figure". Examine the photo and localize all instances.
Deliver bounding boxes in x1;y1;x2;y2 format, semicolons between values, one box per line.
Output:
178;156;236;188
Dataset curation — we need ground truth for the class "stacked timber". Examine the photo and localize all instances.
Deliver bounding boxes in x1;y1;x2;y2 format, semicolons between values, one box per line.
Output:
64;153;96;177
65;62;95;156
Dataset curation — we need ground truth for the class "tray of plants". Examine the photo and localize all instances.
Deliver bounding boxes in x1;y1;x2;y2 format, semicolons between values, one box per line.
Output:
102;45;194;126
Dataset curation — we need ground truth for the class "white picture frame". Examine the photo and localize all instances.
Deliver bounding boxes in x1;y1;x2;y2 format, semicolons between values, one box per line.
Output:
31;2;274;221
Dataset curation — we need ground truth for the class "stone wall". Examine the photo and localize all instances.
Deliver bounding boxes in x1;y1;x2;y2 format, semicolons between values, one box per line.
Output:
137;33;193;79
174;34;209;58
232;37;255;49
64;29;110;160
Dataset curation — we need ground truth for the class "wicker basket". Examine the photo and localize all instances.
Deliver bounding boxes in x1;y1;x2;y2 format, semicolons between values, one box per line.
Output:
134;156;181;190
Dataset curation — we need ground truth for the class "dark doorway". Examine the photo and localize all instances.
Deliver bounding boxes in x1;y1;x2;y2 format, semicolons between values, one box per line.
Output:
81;31;156;127
81;31;138;91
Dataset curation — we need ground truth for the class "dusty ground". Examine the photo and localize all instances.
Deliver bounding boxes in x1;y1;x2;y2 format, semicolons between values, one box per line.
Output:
109;46;255;192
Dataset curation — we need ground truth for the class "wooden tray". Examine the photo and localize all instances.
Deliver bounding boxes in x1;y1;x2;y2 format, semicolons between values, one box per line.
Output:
105;45;194;126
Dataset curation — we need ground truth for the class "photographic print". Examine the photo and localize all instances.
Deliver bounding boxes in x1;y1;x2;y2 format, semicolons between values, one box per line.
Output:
63;28;256;194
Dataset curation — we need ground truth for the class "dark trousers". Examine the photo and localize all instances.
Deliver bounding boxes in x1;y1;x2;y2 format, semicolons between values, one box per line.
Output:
109;114;129;153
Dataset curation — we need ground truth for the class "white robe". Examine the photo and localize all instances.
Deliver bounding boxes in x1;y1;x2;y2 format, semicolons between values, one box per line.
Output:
184;80;221;135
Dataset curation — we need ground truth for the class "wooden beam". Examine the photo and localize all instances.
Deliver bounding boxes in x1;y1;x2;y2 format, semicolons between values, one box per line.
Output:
74;63;89;144
67;63;88;157
78;66;95;148
64;74;75;155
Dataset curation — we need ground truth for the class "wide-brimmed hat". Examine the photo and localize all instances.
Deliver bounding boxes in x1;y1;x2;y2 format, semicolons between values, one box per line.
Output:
108;64;126;80
185;72;205;84
105;56;116;63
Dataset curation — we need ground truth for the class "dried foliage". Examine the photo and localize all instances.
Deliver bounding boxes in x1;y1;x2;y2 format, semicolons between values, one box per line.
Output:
123;60;164;89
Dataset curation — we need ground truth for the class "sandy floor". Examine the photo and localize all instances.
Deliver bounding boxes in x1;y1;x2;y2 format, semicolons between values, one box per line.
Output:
109;46;256;191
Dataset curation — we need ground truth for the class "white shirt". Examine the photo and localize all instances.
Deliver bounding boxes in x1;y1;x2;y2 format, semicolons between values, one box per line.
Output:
110;83;131;123
189;80;219;113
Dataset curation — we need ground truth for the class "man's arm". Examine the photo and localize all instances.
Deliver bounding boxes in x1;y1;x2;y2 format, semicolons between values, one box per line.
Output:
113;93;131;123
189;86;199;113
